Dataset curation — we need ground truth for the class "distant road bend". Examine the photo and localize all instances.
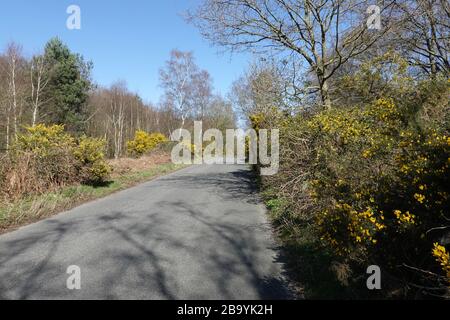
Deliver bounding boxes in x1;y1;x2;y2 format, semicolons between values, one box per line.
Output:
0;164;293;299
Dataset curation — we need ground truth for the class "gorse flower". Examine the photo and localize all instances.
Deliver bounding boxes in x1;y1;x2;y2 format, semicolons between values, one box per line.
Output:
414;193;426;204
127;131;167;157
432;243;450;283
393;210;416;225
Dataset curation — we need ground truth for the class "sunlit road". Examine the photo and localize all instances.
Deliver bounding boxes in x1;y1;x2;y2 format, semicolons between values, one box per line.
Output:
0;164;292;299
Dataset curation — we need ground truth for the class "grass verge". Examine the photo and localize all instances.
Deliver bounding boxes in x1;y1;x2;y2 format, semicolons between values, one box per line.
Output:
262;191;367;299
0;162;186;234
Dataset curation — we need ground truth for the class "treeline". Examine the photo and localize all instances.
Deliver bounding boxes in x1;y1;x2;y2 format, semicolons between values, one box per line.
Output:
190;0;450;298
0;39;236;158
0;39;92;150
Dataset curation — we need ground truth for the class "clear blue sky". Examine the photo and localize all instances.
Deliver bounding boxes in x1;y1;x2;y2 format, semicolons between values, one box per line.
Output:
0;0;251;104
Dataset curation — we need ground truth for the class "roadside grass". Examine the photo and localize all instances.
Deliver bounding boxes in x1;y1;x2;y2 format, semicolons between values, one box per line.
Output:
278;231;382;299
0;162;186;234
262;189;371;299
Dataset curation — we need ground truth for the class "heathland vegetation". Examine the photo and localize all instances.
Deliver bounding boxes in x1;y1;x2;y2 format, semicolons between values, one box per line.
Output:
189;0;450;298
0;38;235;232
0;0;448;300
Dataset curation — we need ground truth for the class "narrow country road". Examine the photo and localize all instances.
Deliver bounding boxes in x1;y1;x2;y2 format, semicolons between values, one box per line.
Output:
0;164;293;299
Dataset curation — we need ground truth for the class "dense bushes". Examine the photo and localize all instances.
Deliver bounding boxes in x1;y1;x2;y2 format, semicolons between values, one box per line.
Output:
0;125;110;201
127;130;167;157
73;136;111;184
260;77;450;298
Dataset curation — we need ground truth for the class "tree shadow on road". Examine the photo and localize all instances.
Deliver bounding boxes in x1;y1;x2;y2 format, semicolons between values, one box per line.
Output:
158;165;262;205
0;165;297;299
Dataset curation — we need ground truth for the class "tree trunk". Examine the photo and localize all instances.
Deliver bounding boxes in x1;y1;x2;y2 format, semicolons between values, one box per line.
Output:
10;55;18;140
5;104;10;152
321;79;332;109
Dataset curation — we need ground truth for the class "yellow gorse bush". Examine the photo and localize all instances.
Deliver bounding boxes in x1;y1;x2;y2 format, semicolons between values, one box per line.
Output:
317;203;385;255
2;124;112;198
14;124;75;154
393;210;416;225
127;130;167;157
302;95;449;274
74;136;111;183
261;62;449;296
74;136;106;164
432;243;450;284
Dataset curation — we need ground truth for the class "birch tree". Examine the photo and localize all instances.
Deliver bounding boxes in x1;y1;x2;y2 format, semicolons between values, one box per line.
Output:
30;54;50;126
159;50;198;135
5;43;26;143
107;82;127;159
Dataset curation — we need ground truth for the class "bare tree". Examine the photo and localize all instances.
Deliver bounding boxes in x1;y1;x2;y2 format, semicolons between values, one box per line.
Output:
0;55;11;151
393;0;449;77
192;70;213;121
159;50;199;135
107;82;127;159
188;0;395;108
87;83;166;158
5;43;23;142
230;62;285;123
30;54;50;126
206;94;237;131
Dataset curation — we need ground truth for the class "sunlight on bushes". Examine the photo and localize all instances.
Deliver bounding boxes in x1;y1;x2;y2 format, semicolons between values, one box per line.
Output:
260;73;450;298
74;136;111;184
0;124;111;201
127;130;167;157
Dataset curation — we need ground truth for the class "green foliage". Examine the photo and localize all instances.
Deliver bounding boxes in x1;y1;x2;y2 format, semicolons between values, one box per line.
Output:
127;130;167;157
332;51;414;106
262;76;450;298
42;38;92;133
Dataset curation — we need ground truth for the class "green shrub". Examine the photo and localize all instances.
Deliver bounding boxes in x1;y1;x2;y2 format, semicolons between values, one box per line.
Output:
261;78;450;297
308;95;449;296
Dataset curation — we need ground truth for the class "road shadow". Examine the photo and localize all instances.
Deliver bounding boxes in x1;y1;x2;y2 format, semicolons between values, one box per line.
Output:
159;165;261;205
0;165;297;299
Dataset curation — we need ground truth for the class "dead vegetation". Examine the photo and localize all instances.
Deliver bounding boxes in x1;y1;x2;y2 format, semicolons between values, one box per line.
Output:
108;152;172;177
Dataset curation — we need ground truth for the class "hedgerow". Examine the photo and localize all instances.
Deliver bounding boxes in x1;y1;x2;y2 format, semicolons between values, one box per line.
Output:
259;75;450;298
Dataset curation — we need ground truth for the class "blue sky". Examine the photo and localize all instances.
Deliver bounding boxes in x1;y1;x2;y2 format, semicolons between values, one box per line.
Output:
0;0;251;104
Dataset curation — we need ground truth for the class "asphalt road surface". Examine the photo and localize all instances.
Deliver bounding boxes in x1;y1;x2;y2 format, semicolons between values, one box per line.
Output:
0;164;293;299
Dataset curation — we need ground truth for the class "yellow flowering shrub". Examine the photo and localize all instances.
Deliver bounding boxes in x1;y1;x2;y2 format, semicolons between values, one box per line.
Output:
74;136;111;184
2;125;78;198
127;130;167;157
393;210;416;225
1;124;115;199
317;203;385;256
15;124;75;154
432;243;450;284
294;87;449;294
249;113;265;131
258;60;449;296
